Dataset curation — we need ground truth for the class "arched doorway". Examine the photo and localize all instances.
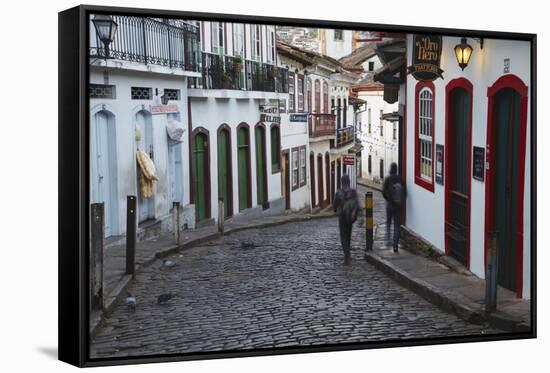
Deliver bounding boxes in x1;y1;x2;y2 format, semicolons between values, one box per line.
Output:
317;154;324;208
310;152;316;207
192;128;211;222
255;123;268;207
485;74;528;297
237;123;251;211
325;153;331;204
91;109;118;237
136;110;155;223
217;124;233;219
445;78;473;267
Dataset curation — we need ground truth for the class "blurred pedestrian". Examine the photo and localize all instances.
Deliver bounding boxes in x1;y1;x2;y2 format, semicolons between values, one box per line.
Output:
333;174;360;264
382;162;406;252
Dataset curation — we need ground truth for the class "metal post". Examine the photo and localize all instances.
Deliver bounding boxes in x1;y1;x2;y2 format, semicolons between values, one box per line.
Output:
218;199;225;234
126;196;137;277
173;201;181;245
365;192;373;253
90;203;104;310
485;231;498;313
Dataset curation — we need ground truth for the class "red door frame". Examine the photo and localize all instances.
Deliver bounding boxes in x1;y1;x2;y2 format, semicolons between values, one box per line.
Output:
484;74;528;298
310;152;316;208
325;153;331;205
317;154;325;208
444;78;473;269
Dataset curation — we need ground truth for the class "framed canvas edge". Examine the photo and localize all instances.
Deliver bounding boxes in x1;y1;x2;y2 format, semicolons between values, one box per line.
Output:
58;4;538;368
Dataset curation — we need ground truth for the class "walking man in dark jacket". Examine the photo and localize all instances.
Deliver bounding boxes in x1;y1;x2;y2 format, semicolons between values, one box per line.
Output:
382;163;406;253
333;174;359;265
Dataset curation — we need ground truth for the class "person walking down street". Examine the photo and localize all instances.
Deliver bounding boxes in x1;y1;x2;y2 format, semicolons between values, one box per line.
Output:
333;174;360;265
383;162;406;253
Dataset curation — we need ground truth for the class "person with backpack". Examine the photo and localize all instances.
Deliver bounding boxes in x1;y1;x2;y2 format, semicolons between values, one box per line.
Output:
333;174;360;265
383;162;406;253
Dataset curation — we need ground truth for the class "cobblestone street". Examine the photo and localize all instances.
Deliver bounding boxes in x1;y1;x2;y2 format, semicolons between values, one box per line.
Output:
91;189;502;358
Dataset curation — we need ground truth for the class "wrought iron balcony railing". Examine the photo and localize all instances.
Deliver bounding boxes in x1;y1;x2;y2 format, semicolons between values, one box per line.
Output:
308;114;336;139
89;16;201;72
200;53;289;93
335;126;355;147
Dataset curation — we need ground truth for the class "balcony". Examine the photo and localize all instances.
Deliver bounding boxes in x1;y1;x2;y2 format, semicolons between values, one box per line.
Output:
308;114;336;140
89;16;201;73
199;53;289;93
335;126;355;148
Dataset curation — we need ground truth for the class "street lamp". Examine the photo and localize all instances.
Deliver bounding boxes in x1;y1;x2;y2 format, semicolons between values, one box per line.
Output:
454;37;473;71
92;15;118;59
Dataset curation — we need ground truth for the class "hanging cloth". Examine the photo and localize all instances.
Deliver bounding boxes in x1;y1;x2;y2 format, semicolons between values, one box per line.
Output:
136;149;159;199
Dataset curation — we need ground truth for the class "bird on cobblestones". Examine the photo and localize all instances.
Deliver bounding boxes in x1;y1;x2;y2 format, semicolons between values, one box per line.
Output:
125;292;137;310
162;259;177;269
240;241;255;250
157;293;174;305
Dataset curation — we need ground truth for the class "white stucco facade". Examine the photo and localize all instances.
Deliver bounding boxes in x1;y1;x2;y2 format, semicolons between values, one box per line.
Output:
404;35;531;298
358;88;399;184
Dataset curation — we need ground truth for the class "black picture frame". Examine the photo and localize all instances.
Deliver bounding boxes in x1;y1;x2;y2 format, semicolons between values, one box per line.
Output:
59;4;537;367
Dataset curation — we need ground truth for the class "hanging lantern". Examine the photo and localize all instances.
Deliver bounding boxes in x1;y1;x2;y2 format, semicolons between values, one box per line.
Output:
454;37;473;71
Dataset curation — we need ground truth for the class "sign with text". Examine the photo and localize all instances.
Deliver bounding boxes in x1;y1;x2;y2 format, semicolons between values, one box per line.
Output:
259;100;280;124
290;113;308;122
343;155;355;166
435;144;444;185
151;104;179;114
473;146;485;181
408;35;444;81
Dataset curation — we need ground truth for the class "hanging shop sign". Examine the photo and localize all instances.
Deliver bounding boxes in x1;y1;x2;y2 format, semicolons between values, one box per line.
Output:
473;146;485;181
435;144;444;185
290;113;308;122
408;35;444;81
151;104;179;114
343;155;355;166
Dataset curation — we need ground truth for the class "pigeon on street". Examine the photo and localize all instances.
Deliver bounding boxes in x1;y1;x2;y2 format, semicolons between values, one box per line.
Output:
157;293;174;304
125;293;136;310
162;259;177;269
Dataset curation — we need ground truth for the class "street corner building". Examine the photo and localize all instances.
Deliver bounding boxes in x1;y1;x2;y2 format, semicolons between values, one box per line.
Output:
399;35;532;299
88;15;365;243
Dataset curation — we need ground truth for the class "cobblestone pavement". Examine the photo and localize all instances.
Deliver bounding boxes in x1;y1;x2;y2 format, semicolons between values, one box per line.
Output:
91;189;502;358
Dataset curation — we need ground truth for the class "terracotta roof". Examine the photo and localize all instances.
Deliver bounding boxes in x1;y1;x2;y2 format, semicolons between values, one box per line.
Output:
338;44;377;69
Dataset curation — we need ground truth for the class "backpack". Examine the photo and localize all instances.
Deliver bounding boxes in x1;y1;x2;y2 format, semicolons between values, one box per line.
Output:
391;181;404;207
341;191;359;224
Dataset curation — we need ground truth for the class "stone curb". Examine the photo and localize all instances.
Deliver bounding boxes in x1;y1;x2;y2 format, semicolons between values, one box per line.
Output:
364;250;531;333
91;212;337;337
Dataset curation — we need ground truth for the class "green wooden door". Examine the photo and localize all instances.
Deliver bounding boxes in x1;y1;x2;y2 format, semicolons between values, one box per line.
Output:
218;130;230;218
237;127;250;211
255;126;266;205
494;88;521;292
193;133;207;221
448;88;470;265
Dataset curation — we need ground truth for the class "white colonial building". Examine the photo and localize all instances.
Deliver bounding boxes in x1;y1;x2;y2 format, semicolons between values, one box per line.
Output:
403;35;531;299
89;16;202;238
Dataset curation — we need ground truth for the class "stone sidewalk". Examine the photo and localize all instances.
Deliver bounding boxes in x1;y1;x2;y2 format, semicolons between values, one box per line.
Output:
91;207;336;335
358;185;532;333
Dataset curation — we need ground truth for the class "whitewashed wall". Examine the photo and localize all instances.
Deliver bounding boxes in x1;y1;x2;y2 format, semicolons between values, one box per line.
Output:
189;97;285;219
359;90;399;183
89;68;190;235
405;35;531;297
